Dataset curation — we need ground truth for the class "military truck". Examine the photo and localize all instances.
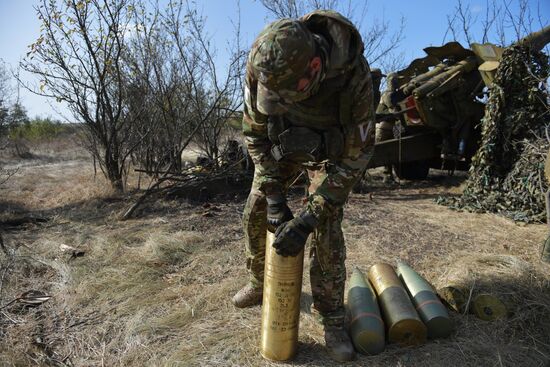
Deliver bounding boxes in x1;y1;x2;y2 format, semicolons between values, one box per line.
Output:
368;26;550;180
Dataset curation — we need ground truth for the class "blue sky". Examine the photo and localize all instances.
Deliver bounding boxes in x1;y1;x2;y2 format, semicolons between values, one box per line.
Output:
0;0;548;119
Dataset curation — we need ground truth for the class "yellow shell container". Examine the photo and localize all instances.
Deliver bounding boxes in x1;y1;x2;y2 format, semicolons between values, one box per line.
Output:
260;231;304;361
368;263;427;346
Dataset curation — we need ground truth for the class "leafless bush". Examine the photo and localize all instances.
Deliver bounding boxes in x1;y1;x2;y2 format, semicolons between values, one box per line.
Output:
125;0;245;175
0;61;17;186
20;0;245;194
0;61;10;148
444;0;549;47
21;0;142;193
118;0;246;219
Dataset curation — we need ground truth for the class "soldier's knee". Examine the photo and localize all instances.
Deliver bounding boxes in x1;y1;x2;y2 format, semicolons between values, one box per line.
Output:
244;188;267;216
250;187;266;199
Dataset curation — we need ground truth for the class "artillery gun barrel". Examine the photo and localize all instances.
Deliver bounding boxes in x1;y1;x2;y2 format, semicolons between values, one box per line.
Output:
412;56;478;99
402;62;448;96
515;25;550;51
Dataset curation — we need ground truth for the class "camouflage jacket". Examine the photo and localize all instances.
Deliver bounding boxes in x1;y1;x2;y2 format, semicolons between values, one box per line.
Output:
242;10;375;216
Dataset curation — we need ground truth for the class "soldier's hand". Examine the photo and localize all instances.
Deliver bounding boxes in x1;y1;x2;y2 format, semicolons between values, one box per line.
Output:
273;211;318;257
266;194;293;232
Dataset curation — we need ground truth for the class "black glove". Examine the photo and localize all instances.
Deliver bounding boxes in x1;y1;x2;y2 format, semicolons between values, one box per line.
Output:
266;194;293;231
273;210;319;257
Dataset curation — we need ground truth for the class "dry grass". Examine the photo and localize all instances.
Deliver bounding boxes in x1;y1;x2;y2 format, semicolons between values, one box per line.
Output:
1;142;549;366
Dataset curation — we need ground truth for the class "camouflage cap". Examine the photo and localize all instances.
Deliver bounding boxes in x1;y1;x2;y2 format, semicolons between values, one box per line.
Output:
386;72;403;89
370;68;386;78
250;19;317;115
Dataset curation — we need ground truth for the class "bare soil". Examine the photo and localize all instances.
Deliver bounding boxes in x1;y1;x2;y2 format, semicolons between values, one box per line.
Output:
0;138;548;367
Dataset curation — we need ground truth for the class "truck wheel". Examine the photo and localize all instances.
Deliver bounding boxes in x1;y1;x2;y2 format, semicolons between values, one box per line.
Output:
393;160;430;180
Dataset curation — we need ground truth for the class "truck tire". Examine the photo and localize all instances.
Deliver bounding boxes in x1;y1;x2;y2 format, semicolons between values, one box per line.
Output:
393;160;430;180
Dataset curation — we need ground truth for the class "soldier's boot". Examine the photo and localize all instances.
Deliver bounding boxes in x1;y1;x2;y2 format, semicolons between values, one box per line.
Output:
324;325;356;362
232;283;263;308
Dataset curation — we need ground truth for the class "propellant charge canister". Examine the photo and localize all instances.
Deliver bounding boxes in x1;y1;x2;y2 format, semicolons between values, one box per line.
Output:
260;231;304;361
368;263;427;346
397;261;453;339
471;293;507;321
437;285;507;321
437;285;467;313
347;267;385;355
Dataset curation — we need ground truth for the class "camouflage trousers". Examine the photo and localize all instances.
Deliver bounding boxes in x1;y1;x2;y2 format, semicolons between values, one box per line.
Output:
542;235;550;263
243;164;347;326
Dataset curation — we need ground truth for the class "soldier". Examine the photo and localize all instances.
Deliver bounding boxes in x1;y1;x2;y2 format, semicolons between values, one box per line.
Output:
376;72;403;181
370;68;384;107
232;10;375;362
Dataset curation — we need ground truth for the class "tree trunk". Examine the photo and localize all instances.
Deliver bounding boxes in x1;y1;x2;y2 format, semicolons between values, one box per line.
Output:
105;152;124;193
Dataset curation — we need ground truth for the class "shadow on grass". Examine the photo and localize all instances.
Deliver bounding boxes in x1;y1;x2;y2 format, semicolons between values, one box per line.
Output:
351;170;468;202
0;178;252;228
300;292;314;315
0;195;128;230
1;166;468;226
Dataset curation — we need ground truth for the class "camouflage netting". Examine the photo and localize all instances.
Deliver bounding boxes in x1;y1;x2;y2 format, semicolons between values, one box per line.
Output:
439;45;550;223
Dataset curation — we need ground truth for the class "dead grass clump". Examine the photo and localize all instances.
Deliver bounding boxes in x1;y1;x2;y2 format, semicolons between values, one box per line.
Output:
437;253;535;285
45;226;237;365
435;253;550;361
141;231;204;266
0;160;115;213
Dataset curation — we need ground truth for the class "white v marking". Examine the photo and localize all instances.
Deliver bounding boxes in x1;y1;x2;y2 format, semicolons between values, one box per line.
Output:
359;123;370;142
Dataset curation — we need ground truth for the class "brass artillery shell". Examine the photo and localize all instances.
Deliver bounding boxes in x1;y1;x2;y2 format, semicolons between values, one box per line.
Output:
347;268;385;355
397;262;453;339
368;263;427;346
260;231;304;361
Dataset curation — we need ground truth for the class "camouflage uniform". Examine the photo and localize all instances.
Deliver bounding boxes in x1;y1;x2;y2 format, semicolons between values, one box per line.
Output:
242;10;375;326
370;68;384;108
376;72;401;144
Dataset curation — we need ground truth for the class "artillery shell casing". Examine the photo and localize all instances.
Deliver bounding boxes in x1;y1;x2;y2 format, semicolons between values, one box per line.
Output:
260;231;304;361
368;263;427;346
397;262;453;339
347;268;385;355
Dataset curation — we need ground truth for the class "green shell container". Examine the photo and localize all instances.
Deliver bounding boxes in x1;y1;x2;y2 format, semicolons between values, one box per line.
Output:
397;261;453;339
347;268;385;355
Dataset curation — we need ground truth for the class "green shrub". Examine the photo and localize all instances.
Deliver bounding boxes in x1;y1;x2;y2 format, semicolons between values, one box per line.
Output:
9;118;68;140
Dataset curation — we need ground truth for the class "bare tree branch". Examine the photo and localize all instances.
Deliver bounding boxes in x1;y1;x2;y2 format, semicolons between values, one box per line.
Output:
446;0;549;47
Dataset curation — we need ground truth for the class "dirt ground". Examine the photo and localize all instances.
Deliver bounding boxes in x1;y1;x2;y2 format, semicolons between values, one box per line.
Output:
0;139;549;367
